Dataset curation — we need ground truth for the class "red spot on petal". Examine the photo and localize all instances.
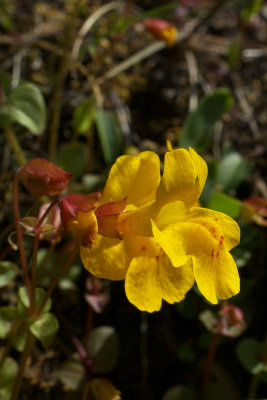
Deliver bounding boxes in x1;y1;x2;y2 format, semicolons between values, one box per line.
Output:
216;250;220;257
141;246;146;251
211;249;215;258
209;227;216;234
155;255;159;261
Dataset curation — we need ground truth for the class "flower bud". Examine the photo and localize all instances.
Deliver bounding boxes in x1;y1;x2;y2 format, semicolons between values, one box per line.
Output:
18;158;72;197
143;18;178;47
60;194;100;247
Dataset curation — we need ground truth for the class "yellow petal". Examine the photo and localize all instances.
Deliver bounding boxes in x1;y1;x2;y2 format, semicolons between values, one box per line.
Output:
166;222;240;304
103;152;160;207
80;235;127;280
193;250;240;304
156;148;206;208
189;147;208;200
117;202;156;237
125;252;194;312
188;207;240;250
160;258;194;304
154;200;186;229
151;220;188;267
123;234;159;259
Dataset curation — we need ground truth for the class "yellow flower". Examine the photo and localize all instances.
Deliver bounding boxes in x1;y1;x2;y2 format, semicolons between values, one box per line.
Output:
80;148;240;312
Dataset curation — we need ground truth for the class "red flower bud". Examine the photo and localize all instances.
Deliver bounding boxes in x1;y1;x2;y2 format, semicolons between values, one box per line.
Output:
18;158;72;197
143;18;178;47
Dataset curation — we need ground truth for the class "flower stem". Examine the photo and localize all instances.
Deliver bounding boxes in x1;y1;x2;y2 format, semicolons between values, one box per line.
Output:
31;233;40;310
13;173;33;310
4;125;26;166
11;330;35;400
200;332;219;399
34;198;59;231
84;274;96;351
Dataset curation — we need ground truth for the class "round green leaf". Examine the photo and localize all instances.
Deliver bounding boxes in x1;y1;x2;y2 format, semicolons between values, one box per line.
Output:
30;312;59;348
18;287;51;314
56;357;85;390
180;88;234;151
0;262;19;287
89;326;119;373
207;192;242;218
162;385;196;400
216;152;253;192
0;357;18;399
236;338;264;374
0;307;16;338
1;82;46;134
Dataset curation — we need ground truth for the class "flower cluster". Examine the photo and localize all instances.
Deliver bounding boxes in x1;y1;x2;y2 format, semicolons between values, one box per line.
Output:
19;148;240;312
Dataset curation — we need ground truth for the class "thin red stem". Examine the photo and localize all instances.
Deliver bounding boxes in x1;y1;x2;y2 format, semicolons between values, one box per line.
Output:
34;198;59;231
200;332;219;400
12;173;33;309
84;274;96;351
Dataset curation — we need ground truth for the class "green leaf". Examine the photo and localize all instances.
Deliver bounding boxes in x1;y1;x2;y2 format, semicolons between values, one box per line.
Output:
30;312;59;348
206;382;235;400
162;385;197;400
59;264;81;290
236;338;265;374
177;343;196;363
216;152;252;192
0;82;46;134
0;71;12;95
89;326;119;373
73;98;94;134
0;357;18;400
207;192;242;218
241;0;262;20
0;307;16;338
57;142;89;179
95;110;123;165
12;330;27;352
227;38;242;69
18;287;51;314
56;356;85;390
180;88;234;151
0;261;19;287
